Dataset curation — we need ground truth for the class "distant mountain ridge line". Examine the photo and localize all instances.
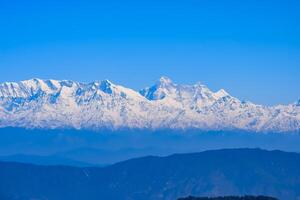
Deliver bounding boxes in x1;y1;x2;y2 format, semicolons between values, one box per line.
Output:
0;77;299;132
177;196;278;200
0;148;299;200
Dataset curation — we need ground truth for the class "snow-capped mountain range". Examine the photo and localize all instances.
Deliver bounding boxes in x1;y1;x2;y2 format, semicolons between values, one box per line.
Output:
0;77;299;132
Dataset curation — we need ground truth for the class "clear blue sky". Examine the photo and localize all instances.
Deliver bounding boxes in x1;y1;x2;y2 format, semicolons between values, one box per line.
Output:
0;0;299;105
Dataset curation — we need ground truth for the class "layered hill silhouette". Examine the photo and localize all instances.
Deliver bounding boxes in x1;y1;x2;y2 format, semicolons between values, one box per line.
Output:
178;196;278;200
1;149;300;200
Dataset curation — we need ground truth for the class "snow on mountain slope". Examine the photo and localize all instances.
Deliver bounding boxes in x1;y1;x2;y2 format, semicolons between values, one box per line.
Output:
0;77;299;132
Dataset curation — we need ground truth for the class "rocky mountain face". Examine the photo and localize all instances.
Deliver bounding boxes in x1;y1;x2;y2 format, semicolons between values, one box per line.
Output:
0;77;299;132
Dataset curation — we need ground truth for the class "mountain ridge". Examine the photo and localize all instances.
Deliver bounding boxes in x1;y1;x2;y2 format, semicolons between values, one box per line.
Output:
0;148;300;200
0;77;299;132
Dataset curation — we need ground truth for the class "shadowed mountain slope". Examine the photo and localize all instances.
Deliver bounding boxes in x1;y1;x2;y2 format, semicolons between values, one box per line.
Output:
0;149;300;200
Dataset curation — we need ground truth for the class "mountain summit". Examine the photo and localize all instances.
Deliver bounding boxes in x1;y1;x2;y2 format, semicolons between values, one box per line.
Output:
0;77;299;132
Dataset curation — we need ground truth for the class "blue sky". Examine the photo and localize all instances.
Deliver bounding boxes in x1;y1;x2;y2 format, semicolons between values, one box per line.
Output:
0;0;299;105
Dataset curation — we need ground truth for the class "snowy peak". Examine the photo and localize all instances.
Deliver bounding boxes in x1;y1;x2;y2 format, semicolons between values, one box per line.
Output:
139;77;232;105
0;79;54;98
213;89;230;99
158;76;173;86
0;77;299;132
0;79;82;99
140;76;177;100
99;80;114;94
